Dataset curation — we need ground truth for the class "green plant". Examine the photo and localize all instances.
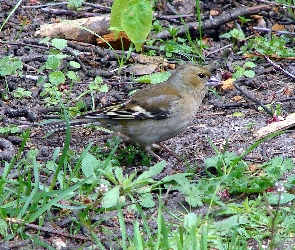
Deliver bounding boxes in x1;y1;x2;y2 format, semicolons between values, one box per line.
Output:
159;14;209;60
133;71;171;84
110;0;153;51
114;144;152;166
220;28;245;41
163;174;222;208
0;0;22;32
168;25;180;40
117;41;134;71
12;87;32;99
220;27;245;52
0;56;23;99
2;124;295;248
0;125;19;136
152;20;163;33
160;37;208;59
276;0;295;19
76;76;108;111
245;121;258;131
0;56;23;77
194;0;204;61
93;160;166;209
232;61;256;80
68;0;84;8
258;103;282;116
38;38;80;105
238;16;251;25
242;34;295;57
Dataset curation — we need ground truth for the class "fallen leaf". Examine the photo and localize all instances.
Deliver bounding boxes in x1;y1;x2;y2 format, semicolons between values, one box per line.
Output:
272;23;285;31
210;9;221;16
232;95;243;102
132;54;167;64
127;63;158;76
97;31;131;50
221;78;234;91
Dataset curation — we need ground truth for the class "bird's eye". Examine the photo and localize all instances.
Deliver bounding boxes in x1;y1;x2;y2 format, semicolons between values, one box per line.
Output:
198;73;205;78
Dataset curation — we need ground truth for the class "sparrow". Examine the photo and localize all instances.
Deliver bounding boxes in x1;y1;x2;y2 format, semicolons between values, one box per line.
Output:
41;63;218;148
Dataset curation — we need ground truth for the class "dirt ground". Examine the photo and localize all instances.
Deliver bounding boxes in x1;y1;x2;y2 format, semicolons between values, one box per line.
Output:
1;0;295;248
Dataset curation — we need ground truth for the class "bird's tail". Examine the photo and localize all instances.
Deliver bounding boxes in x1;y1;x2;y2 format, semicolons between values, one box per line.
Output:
40;118;99;134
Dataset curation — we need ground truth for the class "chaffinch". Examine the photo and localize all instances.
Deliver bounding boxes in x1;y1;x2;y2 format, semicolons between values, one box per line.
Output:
42;63;218;147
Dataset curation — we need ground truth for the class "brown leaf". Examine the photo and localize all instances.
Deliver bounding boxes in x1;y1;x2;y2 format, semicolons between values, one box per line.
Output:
221;78;234;91
132;54;167;64
127;63;159;76
96;31;131;50
232;95;243;102
210;9;221;16
272;23;285;31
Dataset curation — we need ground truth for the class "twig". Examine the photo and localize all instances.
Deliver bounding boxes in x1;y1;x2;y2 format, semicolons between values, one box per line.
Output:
22;2;68;9
232;80;273;116
5;109;37;122
83;3;111;12
41;7;95;17
158;14;195;19
196;111;227;117
244;52;295;60
264;56;295;81
163;184;173;204
213;96;295;109
257;0;295;9
206;44;233;56
7;218;90;241
0;40;48;50
253;27;295;36
156;5;271;39
65;48;88;73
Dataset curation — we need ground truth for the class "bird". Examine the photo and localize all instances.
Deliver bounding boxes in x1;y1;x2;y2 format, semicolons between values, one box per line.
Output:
41;63;219;149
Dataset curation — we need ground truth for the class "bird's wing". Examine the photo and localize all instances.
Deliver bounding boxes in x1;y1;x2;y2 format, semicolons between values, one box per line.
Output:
81;86;181;120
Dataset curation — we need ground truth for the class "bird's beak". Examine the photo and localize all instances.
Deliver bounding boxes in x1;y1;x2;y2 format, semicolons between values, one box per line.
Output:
206;76;221;87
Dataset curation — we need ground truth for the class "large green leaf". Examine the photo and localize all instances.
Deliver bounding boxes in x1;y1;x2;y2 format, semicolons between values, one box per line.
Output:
121;0;153;51
110;0;125;38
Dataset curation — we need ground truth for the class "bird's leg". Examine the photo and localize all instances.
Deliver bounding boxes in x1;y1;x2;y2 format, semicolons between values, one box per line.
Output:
151;142;182;162
145;146;163;161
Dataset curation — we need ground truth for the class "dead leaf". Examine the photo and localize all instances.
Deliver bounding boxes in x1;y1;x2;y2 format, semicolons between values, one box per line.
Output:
221;78;234;91
132;54;167;64
96;31;131;50
127;63;159;76
251;15;263;19
210;9;221;16
283;86;294;96
232;95;243;102
272;23;285;31
167;64;176;70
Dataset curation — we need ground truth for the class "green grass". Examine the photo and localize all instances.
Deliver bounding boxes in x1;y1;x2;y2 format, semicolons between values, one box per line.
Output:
0;127;295;249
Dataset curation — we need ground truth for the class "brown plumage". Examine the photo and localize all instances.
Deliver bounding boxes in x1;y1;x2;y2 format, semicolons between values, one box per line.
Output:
41;63;218;147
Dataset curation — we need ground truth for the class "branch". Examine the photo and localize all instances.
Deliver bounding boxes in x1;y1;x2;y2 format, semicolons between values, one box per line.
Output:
156;5;271;40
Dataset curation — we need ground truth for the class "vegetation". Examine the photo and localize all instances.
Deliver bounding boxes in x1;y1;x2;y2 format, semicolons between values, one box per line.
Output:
1;0;295;249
